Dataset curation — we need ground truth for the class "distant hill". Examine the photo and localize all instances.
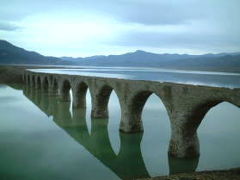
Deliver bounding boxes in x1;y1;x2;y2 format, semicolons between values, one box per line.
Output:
62;50;240;72
0;40;240;72
0;40;65;65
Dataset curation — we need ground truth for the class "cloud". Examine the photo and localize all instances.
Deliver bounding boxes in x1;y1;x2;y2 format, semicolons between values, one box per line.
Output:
0;22;19;31
110;20;240;53
0;0;210;25
1;0;240;26
0;0;240;55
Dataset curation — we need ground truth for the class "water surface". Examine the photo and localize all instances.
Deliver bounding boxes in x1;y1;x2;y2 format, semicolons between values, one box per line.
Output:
0;83;240;179
30;67;240;88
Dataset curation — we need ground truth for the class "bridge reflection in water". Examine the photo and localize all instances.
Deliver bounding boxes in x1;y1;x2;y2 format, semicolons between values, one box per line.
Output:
22;85;199;179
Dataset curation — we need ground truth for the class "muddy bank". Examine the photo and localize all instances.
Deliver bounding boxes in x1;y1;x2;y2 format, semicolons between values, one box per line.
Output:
0;65;26;83
140;168;240;180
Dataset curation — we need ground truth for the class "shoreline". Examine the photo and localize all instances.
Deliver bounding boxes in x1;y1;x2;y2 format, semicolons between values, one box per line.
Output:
140;168;240;180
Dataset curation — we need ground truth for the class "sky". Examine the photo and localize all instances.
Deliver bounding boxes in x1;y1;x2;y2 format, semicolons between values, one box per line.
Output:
1;0;240;57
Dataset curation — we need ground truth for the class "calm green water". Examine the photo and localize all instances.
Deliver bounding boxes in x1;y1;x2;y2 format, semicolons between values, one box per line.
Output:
0;84;240;179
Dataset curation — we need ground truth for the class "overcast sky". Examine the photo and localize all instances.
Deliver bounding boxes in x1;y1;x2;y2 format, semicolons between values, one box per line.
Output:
1;0;240;57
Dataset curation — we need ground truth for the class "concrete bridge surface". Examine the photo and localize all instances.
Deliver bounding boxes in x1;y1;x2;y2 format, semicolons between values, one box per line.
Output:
23;70;240;159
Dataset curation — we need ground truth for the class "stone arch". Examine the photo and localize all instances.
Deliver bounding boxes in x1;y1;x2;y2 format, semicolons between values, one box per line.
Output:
167;98;240;158
132;90;171;125
197;101;240;159
196;100;240;125
91;84;114;118
72;81;89;108
187;99;240;132
129;90;153;123
120;89;171;133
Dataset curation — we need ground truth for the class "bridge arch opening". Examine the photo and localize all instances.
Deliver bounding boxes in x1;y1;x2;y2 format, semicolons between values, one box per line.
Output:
36;76;41;89
197;101;240;170
91;84;123;119
59;79;72;102
62;79;71;91
31;75;35;87
105;86;121;155
27;75;31;84
134;92;171;176
129;91;171;125
52;78;58;92
58;79;74;122
70;81;92;133
89;84;122;154
130;91;153;122
23;74;26;82
42;76;49;91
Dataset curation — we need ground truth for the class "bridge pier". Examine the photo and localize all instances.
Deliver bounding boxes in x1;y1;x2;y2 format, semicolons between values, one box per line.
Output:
86;84;113;118
120;107;143;133
91;98;109;118
119;90;152;133
90;89;111;118
168;114;200;158
165;86;225;158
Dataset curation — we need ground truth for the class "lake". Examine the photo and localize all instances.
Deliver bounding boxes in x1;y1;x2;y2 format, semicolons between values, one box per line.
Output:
30;67;240;88
0;67;240;179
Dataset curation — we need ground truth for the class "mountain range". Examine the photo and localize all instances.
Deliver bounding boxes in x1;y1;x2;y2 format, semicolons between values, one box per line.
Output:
0;39;240;72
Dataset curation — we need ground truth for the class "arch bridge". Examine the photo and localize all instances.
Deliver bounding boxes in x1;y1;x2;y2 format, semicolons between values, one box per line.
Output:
23;70;240;158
